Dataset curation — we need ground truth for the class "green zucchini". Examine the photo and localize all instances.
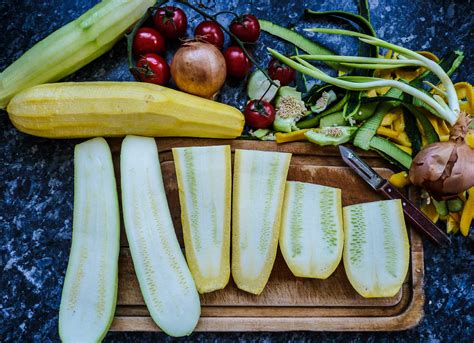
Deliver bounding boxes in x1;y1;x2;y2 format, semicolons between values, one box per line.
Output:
232;149;292;295
247;69;279;102
432;199;448;216
120;136;200;337
402;107;422;156
403;104;439;144
305;126;357;146
59;138;120;342
447;198;463;213
343;91;363;119
343;199;410;298
172;145;231;294
259;19;342;71
369;136;413;170
280;182;344;279
297;92;349;129
0;0;155;108
352;87;404;150
319;112;347;127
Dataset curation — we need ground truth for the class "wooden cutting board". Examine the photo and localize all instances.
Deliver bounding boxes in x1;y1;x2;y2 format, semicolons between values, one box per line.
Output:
108;138;424;332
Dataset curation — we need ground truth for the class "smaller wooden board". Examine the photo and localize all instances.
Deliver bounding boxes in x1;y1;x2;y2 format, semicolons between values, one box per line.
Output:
109;138;424;332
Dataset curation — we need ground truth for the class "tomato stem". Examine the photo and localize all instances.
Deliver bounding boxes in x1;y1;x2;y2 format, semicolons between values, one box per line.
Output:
213;10;239;19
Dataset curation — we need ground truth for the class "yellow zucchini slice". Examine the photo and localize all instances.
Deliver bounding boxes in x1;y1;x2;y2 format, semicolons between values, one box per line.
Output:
232;149;292;295
59;138;119;342
343;199;410;298
120;136;200;337
280;181;343;279
172;145;231;293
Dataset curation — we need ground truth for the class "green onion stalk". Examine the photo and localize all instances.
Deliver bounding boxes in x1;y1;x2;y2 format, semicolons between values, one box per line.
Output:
268;28;460;126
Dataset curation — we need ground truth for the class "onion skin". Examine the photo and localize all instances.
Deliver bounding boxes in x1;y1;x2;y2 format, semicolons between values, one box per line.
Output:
409;113;474;197
171;41;226;99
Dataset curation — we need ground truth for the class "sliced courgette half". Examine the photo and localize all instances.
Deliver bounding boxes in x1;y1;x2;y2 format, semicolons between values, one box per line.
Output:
232;149;291;295
280;181;344;279
120;135;200;337
172;145;231;294
343;199;410;298
59;137;120;342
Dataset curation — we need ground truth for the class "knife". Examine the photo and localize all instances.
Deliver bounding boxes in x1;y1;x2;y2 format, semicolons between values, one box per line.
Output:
339;145;451;247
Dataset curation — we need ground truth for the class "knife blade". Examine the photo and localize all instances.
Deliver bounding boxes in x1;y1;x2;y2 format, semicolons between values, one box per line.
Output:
339;145;451;247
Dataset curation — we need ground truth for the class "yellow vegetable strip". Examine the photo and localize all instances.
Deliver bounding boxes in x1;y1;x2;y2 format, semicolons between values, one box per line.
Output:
454;82;474;114
394;144;413;155
172;145;231;293
376;127;412;146
232;149;291;295
389;171;411;188
343;199;410;298
275;129;310;143
279;182;343;279
421;202;439;224
460;188;474;236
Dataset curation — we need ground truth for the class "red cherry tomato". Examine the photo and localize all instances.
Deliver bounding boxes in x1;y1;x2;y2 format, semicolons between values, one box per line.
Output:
132;27;166;56
244;100;276;129
153;6;187;39
229;14;260;43
194;21;225;49
136;53;170;85
268;58;296;86
223;46;252;79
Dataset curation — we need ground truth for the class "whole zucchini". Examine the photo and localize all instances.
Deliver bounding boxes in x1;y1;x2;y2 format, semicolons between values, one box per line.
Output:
7;82;245;138
0;0;155;108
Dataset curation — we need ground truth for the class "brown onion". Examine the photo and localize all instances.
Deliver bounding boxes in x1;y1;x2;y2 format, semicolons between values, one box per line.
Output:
171;41;226;99
409;113;474;197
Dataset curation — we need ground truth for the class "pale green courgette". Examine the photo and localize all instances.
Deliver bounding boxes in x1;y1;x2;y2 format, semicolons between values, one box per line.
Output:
0;0;155;108
59;137;120;342
120;136;200;337
232;149;292;295
280;181;344;279
172;145;231;294
343;199;410;298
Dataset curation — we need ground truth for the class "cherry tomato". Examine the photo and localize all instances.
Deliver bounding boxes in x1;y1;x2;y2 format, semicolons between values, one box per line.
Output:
153;6;187;39
194;21;225;49
136;53;170;85
244;100;276;129
229;14;260;43
132;27;166;57
223;46;252;79
268;58;296;86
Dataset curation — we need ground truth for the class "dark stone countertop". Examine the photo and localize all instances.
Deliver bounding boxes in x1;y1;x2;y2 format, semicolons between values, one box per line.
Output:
1;0;473;342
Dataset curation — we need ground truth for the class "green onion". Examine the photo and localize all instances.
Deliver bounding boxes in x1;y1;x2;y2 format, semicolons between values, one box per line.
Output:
268;46;459;125
305;28;460;124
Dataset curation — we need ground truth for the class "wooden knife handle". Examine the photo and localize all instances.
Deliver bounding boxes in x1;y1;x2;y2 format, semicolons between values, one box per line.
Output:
378;181;451;247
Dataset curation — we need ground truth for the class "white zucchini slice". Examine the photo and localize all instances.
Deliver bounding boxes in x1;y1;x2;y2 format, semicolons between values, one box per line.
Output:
232;149;291;295
120;136;200;337
279;181;343;279
343;199;410;298
59;137;120;342
172;146;231;294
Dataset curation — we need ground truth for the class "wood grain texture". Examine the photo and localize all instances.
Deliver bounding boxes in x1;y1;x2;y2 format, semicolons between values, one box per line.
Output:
108;138;424;332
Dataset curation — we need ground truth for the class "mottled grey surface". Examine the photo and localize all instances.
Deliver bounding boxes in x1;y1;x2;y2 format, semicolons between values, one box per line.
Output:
1;0;473;342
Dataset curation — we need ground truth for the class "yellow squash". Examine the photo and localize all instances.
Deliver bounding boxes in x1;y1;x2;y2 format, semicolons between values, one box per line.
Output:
7;82;245;139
